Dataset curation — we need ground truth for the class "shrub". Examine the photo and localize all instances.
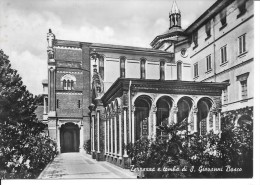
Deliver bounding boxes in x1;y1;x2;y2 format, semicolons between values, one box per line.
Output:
83;140;91;154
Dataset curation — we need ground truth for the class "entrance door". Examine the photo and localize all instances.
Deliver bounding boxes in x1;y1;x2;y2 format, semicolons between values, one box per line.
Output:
60;123;80;153
63;131;74;152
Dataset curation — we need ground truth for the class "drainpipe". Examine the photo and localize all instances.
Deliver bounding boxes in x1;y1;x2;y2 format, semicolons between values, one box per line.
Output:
213;17;217;82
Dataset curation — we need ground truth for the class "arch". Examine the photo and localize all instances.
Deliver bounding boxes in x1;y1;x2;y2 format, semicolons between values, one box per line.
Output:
61;74;76;82
154;94;175;107
134;95;153;141
236;114;253;129
132;93;153;104
60;122;80;153
197;97;214;135
155;96;174;138
195;96;216;109
177;96;194;123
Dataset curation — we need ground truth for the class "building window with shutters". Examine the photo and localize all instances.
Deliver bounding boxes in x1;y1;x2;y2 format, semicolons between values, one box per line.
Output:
219;9;227;30
238;34;246;55
237;0;247;18
222;80;229;104
237;72;249;100
99;56;104;80
57;99;60;109
192;30;198;49
120;57;126;78
140;59;146;79
78;100;81;108
206;54;212;72
220;45;227;64
205;21;211;40
194;63;199;78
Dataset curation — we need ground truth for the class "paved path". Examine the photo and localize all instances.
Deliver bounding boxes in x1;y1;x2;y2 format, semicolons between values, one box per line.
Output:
38;153;137;179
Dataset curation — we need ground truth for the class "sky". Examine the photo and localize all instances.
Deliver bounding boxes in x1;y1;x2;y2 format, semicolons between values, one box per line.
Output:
0;0;216;95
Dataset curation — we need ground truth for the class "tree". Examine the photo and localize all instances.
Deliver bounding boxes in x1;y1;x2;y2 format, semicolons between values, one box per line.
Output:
0;50;57;179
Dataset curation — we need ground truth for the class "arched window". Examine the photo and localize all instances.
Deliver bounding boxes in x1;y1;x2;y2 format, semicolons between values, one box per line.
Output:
61;74;76;90
177;62;182;80
99;56;104;80
140;59;146;79
160;60;165;80
120;57;126;78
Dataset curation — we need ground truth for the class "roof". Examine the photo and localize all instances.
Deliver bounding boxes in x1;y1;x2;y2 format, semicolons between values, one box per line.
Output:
101;78;229;106
170;0;181;14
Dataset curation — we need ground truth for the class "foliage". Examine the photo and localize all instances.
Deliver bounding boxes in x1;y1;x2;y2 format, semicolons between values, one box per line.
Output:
127;107;253;178
83;140;91;154
0;50;58;179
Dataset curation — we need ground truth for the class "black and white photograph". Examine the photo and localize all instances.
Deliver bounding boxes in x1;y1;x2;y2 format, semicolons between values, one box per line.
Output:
0;0;259;183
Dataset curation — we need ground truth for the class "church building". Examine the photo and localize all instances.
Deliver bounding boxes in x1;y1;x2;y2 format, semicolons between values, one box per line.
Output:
41;0;253;169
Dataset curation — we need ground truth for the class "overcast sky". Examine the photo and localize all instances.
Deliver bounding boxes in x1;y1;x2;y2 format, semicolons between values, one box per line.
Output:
0;0;217;95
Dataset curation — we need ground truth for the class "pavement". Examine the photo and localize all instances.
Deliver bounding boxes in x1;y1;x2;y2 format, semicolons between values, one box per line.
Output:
38;153;137;179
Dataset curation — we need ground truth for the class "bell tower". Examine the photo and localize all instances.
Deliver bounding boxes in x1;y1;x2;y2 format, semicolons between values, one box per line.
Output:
169;0;181;29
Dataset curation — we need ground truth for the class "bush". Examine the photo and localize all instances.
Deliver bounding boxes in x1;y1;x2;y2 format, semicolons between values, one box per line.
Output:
83;140;91;154
127;107;253;178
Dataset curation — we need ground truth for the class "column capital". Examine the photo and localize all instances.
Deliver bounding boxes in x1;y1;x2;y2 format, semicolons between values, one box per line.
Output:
193;107;198;113
123;106;128;110
152;105;157;113
131;105;136;112
171;106;178;113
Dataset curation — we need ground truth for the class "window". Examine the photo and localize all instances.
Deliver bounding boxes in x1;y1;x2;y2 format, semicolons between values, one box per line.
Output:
222;83;228;104
192;31;198;48
140;59;146;79
238;34;246;55
206;55;212;71
237;0;247;18
120;57;126;78
177;62;182;80
220;45;227;64
241;80;247;99
194;63;199;78
99;56;104;80
160;61;165;80
220;9;227;29
61;74;76;90
57;99;60;109
78;100;81;108
205;21;211;39
237;72;249;100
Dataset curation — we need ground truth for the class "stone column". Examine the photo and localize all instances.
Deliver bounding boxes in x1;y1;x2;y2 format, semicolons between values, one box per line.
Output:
218;109;222;135
92;116;95;152
110;113;113;156
80;124;84;153
43;96;47;114
118;108;122;159
123;107;128;157
107;114;110;155
172;106;178;124
114;112;117;156
152;105;157;140
105;115;107;154
193;108;198;133
131;106;135;143
207;112;211;133
213;111;216;134
57;126;61;153
97;111;100;153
